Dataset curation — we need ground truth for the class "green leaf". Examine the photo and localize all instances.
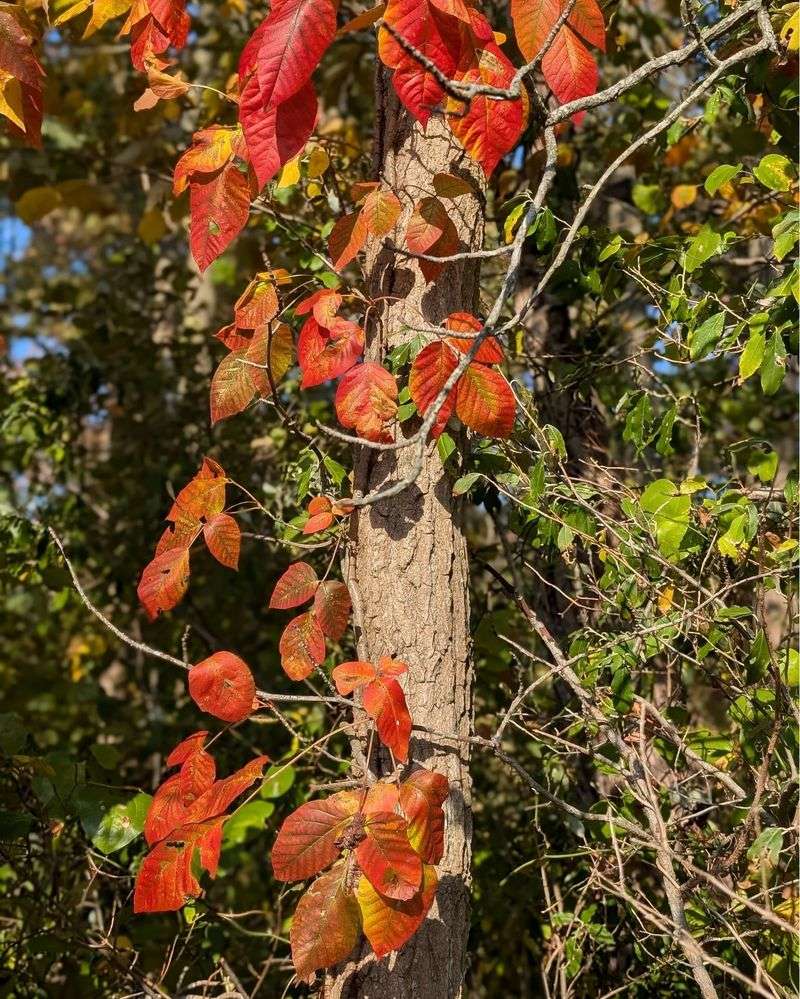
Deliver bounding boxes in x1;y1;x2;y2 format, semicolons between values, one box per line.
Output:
260;764;295;799
598;234;623;262
739;332;765;382
689;312;724;360
632;183;665;215
543;425;566;459
640;479;691;557
92;793;151;854
656;405;677;456
704;163;741;196
760;332;787;395
223;800;274;847
747;828;783;867
685;226;722;272
747;448;778;483
752;153;794;192
323;456;347;487
437;433;456;463
526;459;546;503
452;472;481;496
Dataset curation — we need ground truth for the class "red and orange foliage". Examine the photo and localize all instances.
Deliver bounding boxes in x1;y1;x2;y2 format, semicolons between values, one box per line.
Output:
4;0;607;978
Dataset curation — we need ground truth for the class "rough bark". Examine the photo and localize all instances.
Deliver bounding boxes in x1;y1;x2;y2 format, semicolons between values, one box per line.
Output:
324;76;484;999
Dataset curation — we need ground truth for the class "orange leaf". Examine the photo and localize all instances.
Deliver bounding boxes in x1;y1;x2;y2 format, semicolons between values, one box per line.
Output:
334;362;398;443
407;340;459;437
447;43;528;177
290;862;362;977
279;612;326;680
328;209;369;270
312;581;352;641
203;512;240;569
455;362;516;438
137;546;190;621
295;288;342;327
144;772;191;845
360;188;401;237
166;731;209;767
357;864;438;958
297;316;364;388
332;660;377;695
444;312;504;363
363;677;412;762
234;273;279;328
271;791;360;881
356;811;422;900
188;652;256;723
399;769;449;863
184;755;268;824
337;2;386;35
269;561;319;610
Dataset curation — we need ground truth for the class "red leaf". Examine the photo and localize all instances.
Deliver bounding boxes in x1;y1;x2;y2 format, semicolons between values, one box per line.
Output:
271;791;360;881
542;25;598;114
290;862;362;977
166;731;209;767
334;362;398;443
447;44;528;177
239;75;318;189
173;125;244;193
279;612;326;680
298;316;364;388
184;755;269;824
312;581;352;640
379;0;472;125
398;769;449;864
511;0;603;119
408;340;459;437
363;677;412;762
250;0;338;114
188;652;256;723
133;816;225;913
444;312;503;364
455;362;516;438
234;273;279;328
269;561;319;610
0;6;45;147
137;547;190;621
203;513;240;569
356;810;422;900
189;161;252;273
357;863;438;958
332;660;376;695
405;197;459;282
144;773;190;845
177;747;217;801
295;288;342;326
328;209;369;270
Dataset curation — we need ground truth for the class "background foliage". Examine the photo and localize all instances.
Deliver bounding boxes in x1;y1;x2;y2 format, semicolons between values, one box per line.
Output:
1;0;798;995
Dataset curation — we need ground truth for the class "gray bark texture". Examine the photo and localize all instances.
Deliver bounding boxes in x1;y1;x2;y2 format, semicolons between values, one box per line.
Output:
323;76;484;998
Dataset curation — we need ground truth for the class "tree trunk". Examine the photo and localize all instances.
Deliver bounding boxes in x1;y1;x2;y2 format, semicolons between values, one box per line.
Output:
324;75;484;999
